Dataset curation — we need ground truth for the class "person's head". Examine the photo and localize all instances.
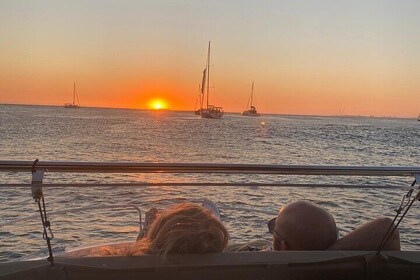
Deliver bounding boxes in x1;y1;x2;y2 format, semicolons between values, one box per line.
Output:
273;200;337;251
130;203;229;256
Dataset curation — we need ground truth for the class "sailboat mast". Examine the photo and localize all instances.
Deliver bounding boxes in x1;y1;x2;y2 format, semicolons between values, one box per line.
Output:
206;41;210;109
250;81;254;108
73;82;76;105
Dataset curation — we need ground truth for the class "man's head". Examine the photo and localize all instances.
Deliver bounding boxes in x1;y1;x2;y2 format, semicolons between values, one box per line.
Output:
273;200;337;250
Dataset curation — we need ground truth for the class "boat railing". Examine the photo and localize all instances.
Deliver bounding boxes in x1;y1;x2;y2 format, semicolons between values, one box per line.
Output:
0;160;419;267
1;160;420;175
1;160;419;189
0;160;419;193
2;160;419;226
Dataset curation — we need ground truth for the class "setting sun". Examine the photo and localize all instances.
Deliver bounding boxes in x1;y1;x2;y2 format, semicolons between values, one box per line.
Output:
148;99;168;110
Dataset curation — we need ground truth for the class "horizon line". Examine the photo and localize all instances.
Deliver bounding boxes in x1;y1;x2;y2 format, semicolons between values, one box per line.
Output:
0;102;416;120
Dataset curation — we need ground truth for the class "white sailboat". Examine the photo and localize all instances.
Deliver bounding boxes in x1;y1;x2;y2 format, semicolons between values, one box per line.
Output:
64;82;80;108
242;81;260;116
199;41;223;119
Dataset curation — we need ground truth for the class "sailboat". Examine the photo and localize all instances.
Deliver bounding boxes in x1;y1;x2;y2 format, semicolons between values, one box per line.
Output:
199;41;223;119
64;82;80;108
242;81;260;116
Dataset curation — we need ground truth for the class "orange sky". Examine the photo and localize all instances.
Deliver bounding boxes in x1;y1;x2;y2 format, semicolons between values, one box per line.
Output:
0;1;419;117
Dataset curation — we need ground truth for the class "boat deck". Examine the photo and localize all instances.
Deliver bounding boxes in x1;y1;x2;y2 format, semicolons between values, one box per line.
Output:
1;251;419;280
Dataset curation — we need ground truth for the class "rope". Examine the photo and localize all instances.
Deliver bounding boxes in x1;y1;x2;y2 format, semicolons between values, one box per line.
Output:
376;180;418;254
36;198;54;266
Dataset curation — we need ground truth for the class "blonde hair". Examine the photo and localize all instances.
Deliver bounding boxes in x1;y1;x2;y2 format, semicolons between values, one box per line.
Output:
127;203;228;256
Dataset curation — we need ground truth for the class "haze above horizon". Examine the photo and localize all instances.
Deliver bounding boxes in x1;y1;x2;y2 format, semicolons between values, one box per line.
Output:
0;0;419;117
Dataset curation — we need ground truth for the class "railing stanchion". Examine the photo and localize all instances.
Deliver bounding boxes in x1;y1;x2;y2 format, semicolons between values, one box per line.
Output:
31;160;54;267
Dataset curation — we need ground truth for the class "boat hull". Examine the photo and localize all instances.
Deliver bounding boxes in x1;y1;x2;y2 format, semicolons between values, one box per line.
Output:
2;251;418;280
242;111;260;117
201;109;223;119
64;104;80;108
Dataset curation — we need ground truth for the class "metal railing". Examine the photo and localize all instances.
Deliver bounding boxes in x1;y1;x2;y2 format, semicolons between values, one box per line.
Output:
1;160;419;190
0;160;419;265
1;160;419;176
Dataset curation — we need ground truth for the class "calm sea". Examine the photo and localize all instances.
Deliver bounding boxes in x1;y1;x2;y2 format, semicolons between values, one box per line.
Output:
0;104;419;261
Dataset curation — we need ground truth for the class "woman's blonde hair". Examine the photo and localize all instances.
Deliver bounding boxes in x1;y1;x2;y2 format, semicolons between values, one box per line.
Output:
127;203;229;256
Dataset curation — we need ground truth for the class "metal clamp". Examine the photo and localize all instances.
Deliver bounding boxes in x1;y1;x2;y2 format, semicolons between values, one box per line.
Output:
31;171;44;199
31;159;44;200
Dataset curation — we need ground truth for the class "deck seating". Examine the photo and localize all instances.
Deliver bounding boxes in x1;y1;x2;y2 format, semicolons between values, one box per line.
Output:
1;251;419;280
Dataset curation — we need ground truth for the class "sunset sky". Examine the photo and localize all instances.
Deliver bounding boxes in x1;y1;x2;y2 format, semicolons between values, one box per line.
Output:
0;0;419;117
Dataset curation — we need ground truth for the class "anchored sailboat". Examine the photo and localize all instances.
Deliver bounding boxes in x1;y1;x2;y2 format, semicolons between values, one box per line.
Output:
199;41;223;119
64;82;80;108
242;81;260;116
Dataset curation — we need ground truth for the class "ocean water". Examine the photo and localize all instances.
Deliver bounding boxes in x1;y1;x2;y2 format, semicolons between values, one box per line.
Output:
0;104;419;261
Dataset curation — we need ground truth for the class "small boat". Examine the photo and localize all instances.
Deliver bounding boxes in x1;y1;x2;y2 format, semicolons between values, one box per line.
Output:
242;81;260;117
64;82;80;108
199;42;223;119
418;113;420;121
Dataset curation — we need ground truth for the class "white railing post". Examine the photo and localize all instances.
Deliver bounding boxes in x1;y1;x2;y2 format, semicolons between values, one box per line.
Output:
31;170;44;200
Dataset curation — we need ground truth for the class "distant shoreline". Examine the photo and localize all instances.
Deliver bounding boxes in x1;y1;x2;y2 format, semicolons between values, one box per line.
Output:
0;103;415;120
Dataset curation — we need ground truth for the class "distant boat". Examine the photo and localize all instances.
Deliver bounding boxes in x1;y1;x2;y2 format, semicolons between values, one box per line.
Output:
418;113;420;121
199;41;223;119
242;81;260;117
64;82;80;108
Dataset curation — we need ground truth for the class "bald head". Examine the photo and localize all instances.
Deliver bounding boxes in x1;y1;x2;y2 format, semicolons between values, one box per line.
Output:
274;201;337;250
